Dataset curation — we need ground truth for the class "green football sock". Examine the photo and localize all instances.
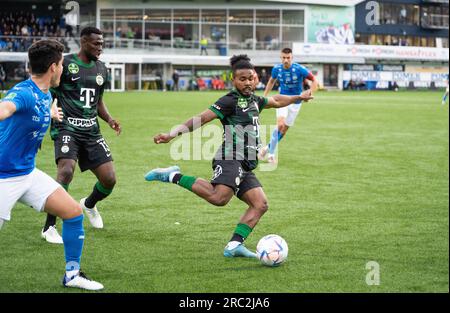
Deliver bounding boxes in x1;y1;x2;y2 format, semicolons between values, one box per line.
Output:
231;223;253;242
178;175;197;191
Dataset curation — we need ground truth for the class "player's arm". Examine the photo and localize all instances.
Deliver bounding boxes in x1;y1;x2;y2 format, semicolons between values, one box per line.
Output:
97;98;121;135
154;109;217;144
0;101;17;121
263;77;277;97
265;90;314;109
305;73;318;93
50;99;63;122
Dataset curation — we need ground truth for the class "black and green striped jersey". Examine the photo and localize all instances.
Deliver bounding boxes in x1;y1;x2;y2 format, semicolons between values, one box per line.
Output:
50;53;108;139
209;90;268;171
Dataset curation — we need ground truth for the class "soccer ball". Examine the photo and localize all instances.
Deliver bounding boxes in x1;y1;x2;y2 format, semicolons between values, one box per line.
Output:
256;234;288;267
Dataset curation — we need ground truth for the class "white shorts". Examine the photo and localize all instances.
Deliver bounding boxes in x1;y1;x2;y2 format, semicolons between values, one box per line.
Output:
276;102;302;127
0;168;60;221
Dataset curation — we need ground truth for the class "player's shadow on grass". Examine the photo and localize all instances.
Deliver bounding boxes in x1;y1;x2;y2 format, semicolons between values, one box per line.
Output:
222;259;281;272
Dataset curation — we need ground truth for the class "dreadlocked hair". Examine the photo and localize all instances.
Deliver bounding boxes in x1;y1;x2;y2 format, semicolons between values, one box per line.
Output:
230;54;254;74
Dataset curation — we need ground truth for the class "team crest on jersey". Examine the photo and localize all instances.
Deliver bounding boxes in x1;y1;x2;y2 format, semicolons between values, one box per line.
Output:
61;145;70;153
238;97;248;109
68;63;79;74
96;74;104;86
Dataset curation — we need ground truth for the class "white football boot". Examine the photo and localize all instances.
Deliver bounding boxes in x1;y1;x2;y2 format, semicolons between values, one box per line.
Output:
80;198;104;229
41;225;63;244
63;271;104;291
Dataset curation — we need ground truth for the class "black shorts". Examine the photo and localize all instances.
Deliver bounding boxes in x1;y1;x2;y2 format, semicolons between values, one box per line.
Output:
211;159;262;199
53;131;113;172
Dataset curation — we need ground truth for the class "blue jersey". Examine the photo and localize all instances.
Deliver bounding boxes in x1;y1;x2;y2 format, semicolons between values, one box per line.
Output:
271;63;310;96
0;79;52;178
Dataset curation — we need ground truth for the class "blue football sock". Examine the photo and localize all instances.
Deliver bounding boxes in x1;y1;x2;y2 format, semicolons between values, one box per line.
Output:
62;214;84;272
268;128;284;155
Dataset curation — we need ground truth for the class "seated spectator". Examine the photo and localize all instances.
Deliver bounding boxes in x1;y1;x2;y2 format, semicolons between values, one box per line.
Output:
166;78;173;91
197;77;207;91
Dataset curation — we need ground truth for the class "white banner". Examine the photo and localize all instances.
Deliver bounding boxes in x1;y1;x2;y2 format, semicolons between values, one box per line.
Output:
343;71;448;82
294;43;449;61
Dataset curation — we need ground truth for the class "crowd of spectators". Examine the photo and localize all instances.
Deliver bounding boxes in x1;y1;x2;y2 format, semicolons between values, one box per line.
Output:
0;11;70;52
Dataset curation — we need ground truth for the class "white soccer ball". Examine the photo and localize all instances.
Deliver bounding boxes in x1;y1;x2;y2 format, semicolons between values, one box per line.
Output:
256;234;288;267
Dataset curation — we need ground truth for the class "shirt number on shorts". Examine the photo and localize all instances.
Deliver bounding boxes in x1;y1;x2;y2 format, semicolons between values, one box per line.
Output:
97;138;111;157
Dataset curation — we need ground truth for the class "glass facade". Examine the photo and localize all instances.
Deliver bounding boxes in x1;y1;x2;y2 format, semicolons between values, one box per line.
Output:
99;7;305;54
355;33;448;47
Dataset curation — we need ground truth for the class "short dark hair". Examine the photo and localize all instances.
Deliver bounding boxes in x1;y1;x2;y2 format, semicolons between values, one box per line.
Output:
28;40;64;75
281;47;292;54
80;26;103;38
230;54;254;74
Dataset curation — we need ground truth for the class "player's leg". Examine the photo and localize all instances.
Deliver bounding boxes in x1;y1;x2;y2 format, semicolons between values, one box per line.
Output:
87;161;116;207
260;107;288;162
79;136;115;229
42;132;79;243
262;116;287;163
78;161;116;229
0;174;29;230
442;90;449;105
42;158;76;243
21;169;103;290
224;174;266;258
145;164;235;206
268;102;302;163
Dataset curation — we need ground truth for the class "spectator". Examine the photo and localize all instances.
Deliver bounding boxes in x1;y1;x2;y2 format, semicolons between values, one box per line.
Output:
400;7;407;24
197;77;207;90
166;78;174;91
172;70;180;91
392;81;399;91
200;35;208;55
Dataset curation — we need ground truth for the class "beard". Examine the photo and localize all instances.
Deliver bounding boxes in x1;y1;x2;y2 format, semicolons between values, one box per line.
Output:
50;74;61;88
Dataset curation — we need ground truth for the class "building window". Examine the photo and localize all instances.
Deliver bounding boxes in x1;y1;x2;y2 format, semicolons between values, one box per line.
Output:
282;10;304;26
229;10;254;49
256;10;280;50
201;9;227;23
115;9;143;21
144;9;171;43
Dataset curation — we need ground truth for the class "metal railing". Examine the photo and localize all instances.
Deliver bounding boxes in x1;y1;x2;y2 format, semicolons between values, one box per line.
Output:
102;37;288;54
421;13;449;29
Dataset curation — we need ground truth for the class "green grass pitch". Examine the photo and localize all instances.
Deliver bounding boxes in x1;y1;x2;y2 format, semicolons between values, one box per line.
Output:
0;90;448;292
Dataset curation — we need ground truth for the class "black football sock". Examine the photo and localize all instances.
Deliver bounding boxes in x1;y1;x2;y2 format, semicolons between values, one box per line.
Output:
85;181;113;209
230;233;245;243
43;214;57;232
171;173;182;184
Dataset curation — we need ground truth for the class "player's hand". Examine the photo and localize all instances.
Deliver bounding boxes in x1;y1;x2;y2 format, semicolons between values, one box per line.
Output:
108;119;122;135
50;99;63;122
300;90;314;102
154;133;174;144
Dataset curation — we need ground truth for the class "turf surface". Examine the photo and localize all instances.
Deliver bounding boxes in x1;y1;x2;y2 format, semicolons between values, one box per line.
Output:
0;90;448;292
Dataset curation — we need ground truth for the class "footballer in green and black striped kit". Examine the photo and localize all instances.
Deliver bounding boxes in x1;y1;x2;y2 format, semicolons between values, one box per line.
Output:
145;54;313;259
51;53;107;140
51;52;111;171
41;27;122;242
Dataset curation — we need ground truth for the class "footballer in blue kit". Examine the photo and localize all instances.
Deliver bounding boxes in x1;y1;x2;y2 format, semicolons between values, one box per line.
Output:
0;39;103;290
259;47;318;164
0;79;52;178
